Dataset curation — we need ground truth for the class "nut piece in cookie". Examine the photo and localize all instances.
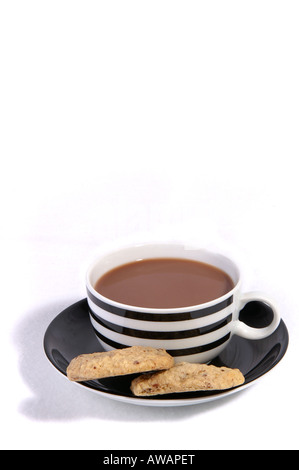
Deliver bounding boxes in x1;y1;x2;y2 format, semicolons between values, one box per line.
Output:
66;346;175;382
130;362;245;396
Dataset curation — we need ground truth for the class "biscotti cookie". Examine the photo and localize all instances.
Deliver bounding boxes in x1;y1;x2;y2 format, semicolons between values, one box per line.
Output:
130;362;245;396
66;346;175;382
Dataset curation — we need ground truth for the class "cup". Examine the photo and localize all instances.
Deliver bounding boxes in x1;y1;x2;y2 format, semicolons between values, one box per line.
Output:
86;243;280;363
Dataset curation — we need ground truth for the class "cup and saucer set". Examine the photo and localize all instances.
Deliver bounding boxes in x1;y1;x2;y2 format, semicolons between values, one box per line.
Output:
44;243;289;407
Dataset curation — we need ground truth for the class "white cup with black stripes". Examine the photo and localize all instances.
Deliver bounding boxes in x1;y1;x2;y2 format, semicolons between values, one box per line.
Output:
86;243;280;364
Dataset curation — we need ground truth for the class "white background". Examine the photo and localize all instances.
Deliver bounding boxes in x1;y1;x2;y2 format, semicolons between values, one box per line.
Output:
1;0;298;450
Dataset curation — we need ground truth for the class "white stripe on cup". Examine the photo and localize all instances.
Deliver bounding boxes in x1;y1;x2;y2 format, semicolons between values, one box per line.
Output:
90;315;232;350
87;297;234;332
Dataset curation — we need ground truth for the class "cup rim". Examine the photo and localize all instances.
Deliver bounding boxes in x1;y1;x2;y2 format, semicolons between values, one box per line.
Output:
86;243;242;314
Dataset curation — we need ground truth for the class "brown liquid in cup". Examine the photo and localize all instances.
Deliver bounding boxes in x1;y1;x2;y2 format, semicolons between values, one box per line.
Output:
94;258;234;309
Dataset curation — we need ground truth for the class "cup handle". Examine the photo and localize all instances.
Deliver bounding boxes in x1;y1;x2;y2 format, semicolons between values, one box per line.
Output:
233;291;281;340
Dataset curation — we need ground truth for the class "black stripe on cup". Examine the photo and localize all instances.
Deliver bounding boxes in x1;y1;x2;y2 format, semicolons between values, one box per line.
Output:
87;288;234;321
89;308;233;340
92;329;231;357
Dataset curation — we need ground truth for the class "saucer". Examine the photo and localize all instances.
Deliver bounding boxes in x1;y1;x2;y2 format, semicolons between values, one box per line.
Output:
43;299;289;407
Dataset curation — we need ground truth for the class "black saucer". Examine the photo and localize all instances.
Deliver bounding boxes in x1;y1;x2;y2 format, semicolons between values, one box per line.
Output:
43;299;289;406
